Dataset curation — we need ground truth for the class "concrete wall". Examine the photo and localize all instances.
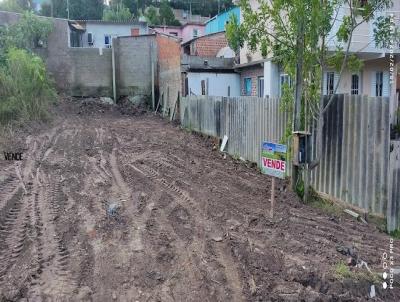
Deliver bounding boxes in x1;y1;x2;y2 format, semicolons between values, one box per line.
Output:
239;0;264;65
264;61;280;98
0;11;112;96
0;11;179;101
115;35;157;97
327;3;400;54
187;72;241;97
68;48;113;96
156;35;182;115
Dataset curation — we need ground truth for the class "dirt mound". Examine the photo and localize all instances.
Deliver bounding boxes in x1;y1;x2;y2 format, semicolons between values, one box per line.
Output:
76;97;117;116
117;96;149;116
0;98;398;301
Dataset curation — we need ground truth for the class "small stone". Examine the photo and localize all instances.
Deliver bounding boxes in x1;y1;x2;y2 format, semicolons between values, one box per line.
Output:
212;236;223;242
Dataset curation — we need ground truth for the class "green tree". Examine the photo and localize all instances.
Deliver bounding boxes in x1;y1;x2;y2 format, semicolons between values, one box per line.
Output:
227;0;397;197
40;0;67;18
40;0;103;19
0;0;32;12
0;13;56;125
170;0;233;17
0;11;53;58
69;0;104;20
103;2;133;21
159;0;180;26
145;5;160;25
121;0;138;15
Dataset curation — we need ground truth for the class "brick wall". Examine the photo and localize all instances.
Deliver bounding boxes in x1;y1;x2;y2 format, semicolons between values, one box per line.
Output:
239;66;264;96
189;32;228;57
156;35;182;116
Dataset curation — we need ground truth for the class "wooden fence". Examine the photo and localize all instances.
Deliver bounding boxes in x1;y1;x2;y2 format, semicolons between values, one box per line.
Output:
180;95;400;230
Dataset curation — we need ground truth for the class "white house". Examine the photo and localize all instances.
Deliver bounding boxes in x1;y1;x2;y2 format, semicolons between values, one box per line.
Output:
234;0;400;104
69;20;149;48
182;55;241;97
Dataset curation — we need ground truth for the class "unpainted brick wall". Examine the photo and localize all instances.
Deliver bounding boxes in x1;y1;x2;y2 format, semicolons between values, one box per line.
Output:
240;66;264;96
156;35;182;116
189;32;228;57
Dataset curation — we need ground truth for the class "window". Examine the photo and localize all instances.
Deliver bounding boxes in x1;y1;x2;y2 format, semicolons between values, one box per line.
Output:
70;31;82;47
375;71;383;96
326;72;335;95
193;29;199;38
244;78;252;96
258;76;264;97
201;79;209;95
351;74;359;95
104;35;112;48
87;32;94;46
280;74;292;96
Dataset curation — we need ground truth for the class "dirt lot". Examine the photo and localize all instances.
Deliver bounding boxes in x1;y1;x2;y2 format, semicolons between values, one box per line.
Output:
0;98;399;302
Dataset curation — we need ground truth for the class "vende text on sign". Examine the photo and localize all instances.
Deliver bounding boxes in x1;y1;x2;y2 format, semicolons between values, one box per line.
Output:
261;142;287;179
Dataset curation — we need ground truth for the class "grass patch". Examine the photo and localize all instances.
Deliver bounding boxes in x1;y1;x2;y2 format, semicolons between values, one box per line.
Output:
389;229;400;239
307;190;343;217
0;48;56;126
333;261;381;283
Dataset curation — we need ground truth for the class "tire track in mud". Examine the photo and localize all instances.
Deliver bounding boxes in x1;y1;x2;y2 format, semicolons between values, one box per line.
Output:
109;148;144;251
0;175;19;210
128;161;245;301
0;188;24;284
32;173;76;299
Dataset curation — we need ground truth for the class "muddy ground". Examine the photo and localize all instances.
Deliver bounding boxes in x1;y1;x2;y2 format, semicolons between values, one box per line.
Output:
0;98;399;302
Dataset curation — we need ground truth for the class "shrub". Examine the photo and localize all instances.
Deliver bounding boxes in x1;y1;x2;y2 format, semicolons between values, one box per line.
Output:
0;48;56;125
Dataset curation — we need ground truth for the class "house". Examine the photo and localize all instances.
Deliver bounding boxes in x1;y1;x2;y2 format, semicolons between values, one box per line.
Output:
205;6;240;35
151;22;205;43
181;22;206;43
68;20;149;48
150;25;182;39
170;8;210;25
234;0;400;100
182;31;234;58
182;55;240;97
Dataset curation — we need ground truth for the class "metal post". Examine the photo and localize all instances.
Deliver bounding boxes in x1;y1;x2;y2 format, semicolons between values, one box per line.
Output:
112;39;117;102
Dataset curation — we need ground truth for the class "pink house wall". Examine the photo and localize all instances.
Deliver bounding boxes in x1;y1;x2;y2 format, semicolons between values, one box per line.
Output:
151;26;183;39
181;23;205;43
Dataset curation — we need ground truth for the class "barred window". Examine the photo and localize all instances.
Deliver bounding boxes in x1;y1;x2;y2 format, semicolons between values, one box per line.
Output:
351;74;359;95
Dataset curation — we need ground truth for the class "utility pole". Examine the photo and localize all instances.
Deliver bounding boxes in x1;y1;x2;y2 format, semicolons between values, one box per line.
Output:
67;0;70;20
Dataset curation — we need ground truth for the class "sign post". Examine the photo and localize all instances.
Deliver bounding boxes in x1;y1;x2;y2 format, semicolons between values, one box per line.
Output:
261;142;287;218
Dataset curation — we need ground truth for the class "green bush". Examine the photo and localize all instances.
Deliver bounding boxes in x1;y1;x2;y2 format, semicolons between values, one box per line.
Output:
0;48;56;125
